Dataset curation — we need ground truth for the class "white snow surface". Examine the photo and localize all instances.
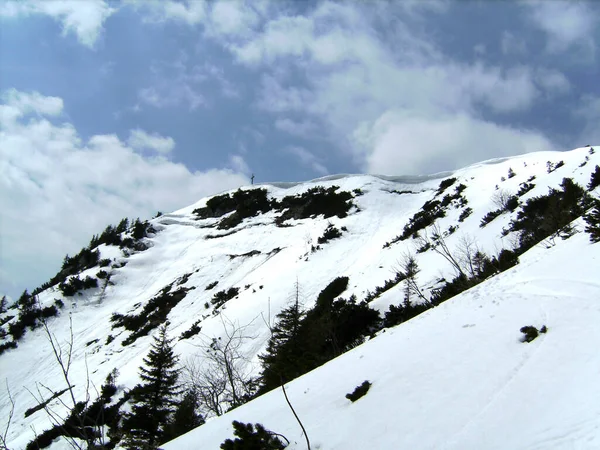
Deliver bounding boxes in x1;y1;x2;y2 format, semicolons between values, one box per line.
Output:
1;146;599;450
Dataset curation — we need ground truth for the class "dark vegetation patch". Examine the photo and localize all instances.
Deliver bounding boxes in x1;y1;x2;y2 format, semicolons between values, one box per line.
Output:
383;300;432;328
259;277;380;393
0;340;17;355
211;287;240;309
588;165;600;191
346;381;372;403
24;387;71;418
546;160;565;173
193;188;274;229
179;320;202;340
479;195;519;228
458;207;473;222
3;291;63;347
110;281;194;346
584;197;600;243
96;270;109;279
229;250;261;260
275;186;354;226
520;325;547;343
25;371;125;450
436;177;457;195
384;180;468;247
317;224;343;245
206;230;239;239
509;178;591;251
33;218;155;296
205;281;219;290
517;181;536;197
364;272;406;303
220;421;287;450
193;186;356;231
59;275;98;297
431;249;519;305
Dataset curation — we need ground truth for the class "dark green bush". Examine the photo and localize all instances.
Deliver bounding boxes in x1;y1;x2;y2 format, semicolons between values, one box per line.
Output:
520;326;539;343
346;380;372;402
436;177;457;195
588;165;600;191
205;281;219;290
220;421;287;450
276;186;354;225
211;287;240;308
510;178;591;250
458;207;473;222
317;224;342;244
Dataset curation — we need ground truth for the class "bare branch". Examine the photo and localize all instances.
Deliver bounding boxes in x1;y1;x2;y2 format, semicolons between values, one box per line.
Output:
0;380;15;450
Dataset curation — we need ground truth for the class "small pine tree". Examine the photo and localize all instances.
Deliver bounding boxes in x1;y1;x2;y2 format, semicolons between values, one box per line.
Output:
507;167;516;179
163;390;205;442
122;323;181;449
588;165;600;191
584;198;600;243
0;295;7;314
259;283;306;391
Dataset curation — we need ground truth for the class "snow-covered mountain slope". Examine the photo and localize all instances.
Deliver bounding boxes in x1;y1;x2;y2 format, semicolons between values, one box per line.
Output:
0;146;598;449
163;224;600;450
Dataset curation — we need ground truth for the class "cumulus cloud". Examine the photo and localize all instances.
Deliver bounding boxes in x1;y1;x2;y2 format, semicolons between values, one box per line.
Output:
0;90;248;298
275;118;318;138
0;0;115;48
228;154;251;174
127;129;175;154
354;111;556;175
223;3;567;174
285;146;328;176
500;31;527;55
523;0;597;56
574;95;600;144
137;54;240;110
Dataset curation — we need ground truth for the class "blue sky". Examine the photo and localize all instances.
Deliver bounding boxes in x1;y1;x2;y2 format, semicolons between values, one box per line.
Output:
1;0;599;300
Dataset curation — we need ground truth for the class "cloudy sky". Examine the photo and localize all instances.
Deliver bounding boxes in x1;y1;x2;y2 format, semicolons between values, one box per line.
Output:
1;0;599;300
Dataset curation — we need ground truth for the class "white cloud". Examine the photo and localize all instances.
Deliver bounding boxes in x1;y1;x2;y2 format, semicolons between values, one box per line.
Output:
127;129;175;154
354;111;556;175
275;118;318;138
574;95;600;144
208;1;259;38
500;31;527;55
0;90;248;298
286;146;328;176
534;68;571;95
137;55;241;109
228;154;250;174
473;44;486;55
0;0;115;48
524;1;597;56
231;3;558;173
126;0;207;25
0;89;64;122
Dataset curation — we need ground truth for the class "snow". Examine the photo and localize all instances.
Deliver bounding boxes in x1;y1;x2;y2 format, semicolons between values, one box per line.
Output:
0;146;599;450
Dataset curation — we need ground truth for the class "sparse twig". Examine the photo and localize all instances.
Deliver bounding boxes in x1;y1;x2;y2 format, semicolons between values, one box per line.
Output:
0;380;15;450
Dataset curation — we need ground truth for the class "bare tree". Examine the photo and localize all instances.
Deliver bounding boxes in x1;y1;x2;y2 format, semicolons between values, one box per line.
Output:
455;234;483;279
27;310;107;450
417;223;465;278
0;380;15;450
185;315;257;418
491;189;514;210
